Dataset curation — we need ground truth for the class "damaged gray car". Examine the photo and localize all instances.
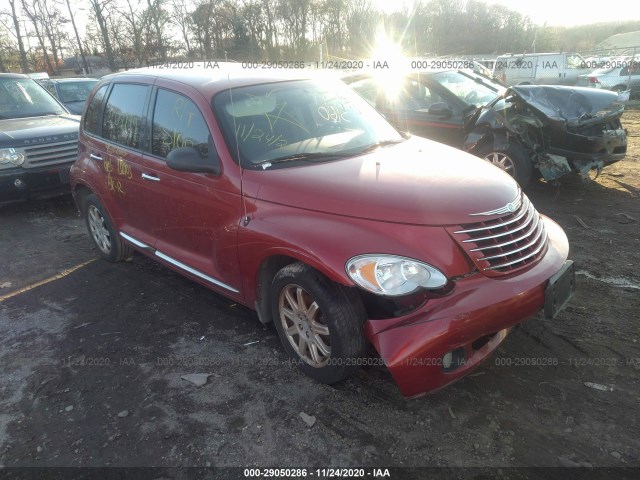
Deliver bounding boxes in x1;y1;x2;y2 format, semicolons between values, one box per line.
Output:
346;70;627;185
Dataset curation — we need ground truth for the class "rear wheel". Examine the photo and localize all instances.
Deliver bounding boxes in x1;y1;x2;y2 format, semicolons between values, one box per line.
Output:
270;262;367;384
612;84;627;92
476;142;533;186
84;194;133;262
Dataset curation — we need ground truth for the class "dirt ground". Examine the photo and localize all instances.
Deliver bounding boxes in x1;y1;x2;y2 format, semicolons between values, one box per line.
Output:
0;108;639;477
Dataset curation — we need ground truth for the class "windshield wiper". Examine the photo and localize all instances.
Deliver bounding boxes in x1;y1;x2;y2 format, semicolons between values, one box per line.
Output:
356;139;404;155
254;152;354;169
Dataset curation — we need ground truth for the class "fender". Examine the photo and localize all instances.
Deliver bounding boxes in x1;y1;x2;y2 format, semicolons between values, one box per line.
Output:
237;199;475;308
70;161;116;218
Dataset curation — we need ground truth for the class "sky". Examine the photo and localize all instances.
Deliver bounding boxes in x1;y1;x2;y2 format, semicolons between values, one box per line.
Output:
487;0;640;26
373;0;640;26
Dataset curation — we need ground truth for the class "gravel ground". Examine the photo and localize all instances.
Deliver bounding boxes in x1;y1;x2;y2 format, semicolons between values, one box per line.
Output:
0;109;638;478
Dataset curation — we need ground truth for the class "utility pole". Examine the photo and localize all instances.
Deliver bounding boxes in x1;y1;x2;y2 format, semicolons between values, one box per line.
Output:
65;0;90;75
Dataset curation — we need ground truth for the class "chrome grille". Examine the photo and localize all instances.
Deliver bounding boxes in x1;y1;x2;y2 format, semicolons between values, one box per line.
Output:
24;140;78;168
452;194;548;276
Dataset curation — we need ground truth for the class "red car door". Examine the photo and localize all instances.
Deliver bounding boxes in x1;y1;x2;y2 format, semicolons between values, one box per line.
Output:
82;82;156;248
139;83;244;299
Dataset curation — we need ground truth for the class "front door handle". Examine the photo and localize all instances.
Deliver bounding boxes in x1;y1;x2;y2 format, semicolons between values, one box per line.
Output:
141;173;160;182
90;153;103;161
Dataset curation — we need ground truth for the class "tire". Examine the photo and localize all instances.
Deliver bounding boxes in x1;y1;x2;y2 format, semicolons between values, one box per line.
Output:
612;85;627;92
475;142;533;186
83;194;133;262
270;262;367;385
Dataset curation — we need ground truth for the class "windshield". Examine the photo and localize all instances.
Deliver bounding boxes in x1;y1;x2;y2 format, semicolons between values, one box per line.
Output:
57;80;98;103
0;78;66;119
213;79;403;168
429;71;501;107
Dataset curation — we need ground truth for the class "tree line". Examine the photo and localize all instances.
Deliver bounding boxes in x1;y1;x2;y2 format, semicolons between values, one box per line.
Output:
1;0;640;74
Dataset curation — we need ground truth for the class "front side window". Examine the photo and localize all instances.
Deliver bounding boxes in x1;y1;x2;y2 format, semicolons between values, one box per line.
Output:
398;78;444;111
429;71;500;107
151;89;210;159
566;54;584;69
213;79;402;168
349;78;378;107
102;83;149;149
0;78;65;119
84;85;109;135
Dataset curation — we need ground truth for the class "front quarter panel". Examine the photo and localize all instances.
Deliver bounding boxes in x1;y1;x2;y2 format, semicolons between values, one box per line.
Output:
237;199;475;307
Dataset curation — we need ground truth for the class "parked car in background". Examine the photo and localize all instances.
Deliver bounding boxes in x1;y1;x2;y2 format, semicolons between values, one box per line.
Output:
38;78;99;114
577;60;640;98
493;52;591;86
345;70;627;185
71;68;574;397
0;73;79;206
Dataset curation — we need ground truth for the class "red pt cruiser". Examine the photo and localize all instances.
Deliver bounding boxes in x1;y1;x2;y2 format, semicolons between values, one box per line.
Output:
71;69;575;397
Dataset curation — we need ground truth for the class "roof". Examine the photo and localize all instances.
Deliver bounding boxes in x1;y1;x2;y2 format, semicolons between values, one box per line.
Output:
46;78;99;84
97;65;323;96
496;52;573;58
0;73;29;79
594;31;640;51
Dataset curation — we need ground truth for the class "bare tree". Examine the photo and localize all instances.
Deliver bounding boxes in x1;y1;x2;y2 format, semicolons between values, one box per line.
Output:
146;0;167;61
21;0;55;72
39;0;65;69
171;0;194;57
8;0;29;72
277;0;312;56
89;0;116;71
119;0;145;65
344;0;378;57
65;0;90;74
192;0;219;59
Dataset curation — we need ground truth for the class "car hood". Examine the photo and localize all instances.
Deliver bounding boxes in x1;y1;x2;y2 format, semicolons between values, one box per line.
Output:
508;85;623;127
242;136;520;226
0;115;80;148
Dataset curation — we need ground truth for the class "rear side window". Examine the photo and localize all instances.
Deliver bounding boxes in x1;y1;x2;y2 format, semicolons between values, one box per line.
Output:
102;84;149;149
151;89;210;159
84;85;108;135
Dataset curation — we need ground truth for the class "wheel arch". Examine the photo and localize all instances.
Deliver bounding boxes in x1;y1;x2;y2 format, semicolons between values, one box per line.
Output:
252;252;362;325
73;179;122;229
254;254;298;324
73;182;93;213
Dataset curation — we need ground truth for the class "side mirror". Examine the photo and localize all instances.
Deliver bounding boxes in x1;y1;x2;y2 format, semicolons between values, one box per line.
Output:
166;146;220;175
428;102;453;117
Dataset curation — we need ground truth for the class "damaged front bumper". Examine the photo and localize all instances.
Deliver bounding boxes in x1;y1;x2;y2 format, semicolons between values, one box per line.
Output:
364;216;570;398
544;125;627;179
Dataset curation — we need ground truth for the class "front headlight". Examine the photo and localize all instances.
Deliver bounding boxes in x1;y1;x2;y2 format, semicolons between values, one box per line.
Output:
346;254;448;296
0;148;26;169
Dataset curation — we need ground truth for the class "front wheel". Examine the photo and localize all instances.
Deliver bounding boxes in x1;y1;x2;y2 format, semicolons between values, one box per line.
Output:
476;143;533;186
270;262;367;384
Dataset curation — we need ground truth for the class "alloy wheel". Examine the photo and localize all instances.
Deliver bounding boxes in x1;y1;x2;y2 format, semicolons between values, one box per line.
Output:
483;151;517;175
278;284;331;367
87;205;111;254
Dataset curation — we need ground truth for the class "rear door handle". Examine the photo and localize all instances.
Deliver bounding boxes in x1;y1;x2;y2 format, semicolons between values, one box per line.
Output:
141;173;160;182
90;153;103;161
